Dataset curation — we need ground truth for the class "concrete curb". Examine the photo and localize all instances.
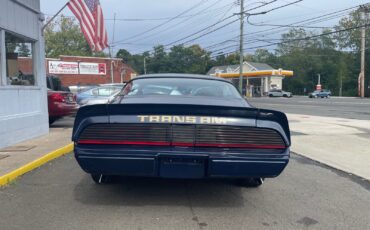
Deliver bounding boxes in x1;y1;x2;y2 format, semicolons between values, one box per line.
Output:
293;151;370;182
0;143;74;187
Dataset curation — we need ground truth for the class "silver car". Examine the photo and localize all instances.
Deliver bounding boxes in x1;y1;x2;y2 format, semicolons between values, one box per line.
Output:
79;91;121;106
268;89;292;97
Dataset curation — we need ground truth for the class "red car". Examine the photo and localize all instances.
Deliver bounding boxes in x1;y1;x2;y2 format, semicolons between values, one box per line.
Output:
48;90;79;124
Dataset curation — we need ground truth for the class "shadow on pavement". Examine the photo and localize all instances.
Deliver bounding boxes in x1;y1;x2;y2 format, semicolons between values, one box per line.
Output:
73;176;249;208
50;116;75;129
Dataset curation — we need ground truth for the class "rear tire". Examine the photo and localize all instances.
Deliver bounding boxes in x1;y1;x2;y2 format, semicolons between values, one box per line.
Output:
91;174;112;184
235;178;264;187
268;94;273;97
49;117;58;125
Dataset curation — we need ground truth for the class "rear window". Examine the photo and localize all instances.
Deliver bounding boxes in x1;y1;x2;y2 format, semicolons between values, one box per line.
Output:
120;77;241;99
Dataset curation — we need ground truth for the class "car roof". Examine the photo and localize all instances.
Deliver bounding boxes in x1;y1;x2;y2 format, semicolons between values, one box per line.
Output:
132;73;231;83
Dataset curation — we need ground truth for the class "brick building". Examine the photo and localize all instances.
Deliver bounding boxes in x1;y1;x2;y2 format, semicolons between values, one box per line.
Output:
18;55;136;87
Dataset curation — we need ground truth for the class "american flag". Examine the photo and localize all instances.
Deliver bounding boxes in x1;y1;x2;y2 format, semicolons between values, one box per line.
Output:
68;0;109;52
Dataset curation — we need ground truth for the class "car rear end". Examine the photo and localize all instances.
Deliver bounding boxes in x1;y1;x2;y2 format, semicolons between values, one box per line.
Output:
72;104;290;179
48;90;79;118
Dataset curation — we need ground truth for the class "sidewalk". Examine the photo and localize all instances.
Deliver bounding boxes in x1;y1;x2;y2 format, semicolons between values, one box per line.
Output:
288;113;370;181
0;127;73;186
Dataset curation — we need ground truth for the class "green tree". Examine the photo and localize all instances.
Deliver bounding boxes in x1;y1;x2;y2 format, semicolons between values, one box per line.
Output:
18;43;31;57
44;15;106;58
116;49;131;63
147;45;169;73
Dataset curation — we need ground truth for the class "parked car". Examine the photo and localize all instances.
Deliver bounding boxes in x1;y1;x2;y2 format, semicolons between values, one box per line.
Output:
308;90;331;98
268;89;292;97
46;75;71;92
76;86;122;105
79;91;121;106
48;90;79;125
72;74;291;186
68;84;100;94
100;83;126;87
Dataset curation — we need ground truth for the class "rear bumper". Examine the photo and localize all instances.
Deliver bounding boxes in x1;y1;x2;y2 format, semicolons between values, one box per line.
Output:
49;102;79;117
74;145;289;178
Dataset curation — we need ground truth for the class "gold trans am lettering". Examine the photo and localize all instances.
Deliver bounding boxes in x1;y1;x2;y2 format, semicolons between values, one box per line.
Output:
137;115;227;124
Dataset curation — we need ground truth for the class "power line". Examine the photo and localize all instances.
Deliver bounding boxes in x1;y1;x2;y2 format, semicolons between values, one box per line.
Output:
114;0;233;46
206;5;358;53
168;0;304;49
114;0;210;44
246;17;332;29
132;0;280;55
211;22;370;57
44;2;236;22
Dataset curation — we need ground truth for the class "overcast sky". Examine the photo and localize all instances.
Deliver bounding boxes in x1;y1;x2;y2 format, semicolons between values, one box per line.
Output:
40;0;370;56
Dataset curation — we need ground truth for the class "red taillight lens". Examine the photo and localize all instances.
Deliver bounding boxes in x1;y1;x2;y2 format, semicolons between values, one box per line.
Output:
77;140;286;149
50;93;65;102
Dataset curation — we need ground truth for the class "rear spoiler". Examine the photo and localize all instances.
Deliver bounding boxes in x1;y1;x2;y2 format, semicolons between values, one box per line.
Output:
73;104;290;144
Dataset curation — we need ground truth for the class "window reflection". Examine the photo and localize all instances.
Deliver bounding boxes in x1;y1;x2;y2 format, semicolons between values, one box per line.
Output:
5;32;35;86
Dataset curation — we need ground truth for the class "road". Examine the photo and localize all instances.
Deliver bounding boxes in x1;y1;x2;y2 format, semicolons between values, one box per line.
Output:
51;97;370;129
248;96;370;120
0;153;369;230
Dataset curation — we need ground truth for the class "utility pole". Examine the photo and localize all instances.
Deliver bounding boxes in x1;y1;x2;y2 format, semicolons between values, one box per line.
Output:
365;6;370;97
111;13;116;56
143;56;147;74
238;0;244;95
109;13;116;84
360;9;366;98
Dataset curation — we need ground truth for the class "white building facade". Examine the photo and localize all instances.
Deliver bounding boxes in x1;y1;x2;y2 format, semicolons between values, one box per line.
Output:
0;0;48;148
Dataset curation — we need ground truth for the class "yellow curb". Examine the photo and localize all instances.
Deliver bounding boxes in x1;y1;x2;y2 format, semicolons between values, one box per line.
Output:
0;143;74;187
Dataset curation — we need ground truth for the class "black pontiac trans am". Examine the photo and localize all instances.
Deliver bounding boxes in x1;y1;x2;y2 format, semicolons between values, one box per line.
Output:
72;74;290;187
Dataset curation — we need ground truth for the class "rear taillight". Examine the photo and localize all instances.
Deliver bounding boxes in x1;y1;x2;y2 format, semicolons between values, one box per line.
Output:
77;140;285;149
50;93;65;102
76;124;287;149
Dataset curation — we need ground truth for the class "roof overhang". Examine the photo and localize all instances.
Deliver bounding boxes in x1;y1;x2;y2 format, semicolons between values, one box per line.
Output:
213;69;294;78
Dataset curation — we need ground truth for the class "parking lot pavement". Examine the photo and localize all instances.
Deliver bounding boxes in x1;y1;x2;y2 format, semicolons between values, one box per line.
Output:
248;96;370;120
0;153;369;230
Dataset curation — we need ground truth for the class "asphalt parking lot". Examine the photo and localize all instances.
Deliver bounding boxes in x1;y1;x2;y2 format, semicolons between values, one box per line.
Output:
2;97;370;230
0;153;369;230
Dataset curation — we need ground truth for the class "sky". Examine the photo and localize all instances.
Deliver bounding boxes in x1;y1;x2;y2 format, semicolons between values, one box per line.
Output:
40;0;370;56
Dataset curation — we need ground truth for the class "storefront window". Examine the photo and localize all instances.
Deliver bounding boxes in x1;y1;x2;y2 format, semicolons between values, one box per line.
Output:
5;32;35;86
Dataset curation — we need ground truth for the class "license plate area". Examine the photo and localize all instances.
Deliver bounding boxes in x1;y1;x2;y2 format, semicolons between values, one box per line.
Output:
159;157;206;178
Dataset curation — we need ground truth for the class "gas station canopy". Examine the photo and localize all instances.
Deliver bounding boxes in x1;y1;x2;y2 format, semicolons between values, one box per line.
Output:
214;69;294;78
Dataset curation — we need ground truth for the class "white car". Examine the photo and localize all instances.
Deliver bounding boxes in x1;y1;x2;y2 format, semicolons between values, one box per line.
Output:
268;89;292;97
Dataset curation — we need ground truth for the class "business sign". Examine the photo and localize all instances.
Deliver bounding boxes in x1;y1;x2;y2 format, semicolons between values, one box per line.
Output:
48;61;107;75
48;61;79;74
79;62;106;75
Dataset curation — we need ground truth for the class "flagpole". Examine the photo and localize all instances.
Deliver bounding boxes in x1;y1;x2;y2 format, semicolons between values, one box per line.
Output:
42;2;69;33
